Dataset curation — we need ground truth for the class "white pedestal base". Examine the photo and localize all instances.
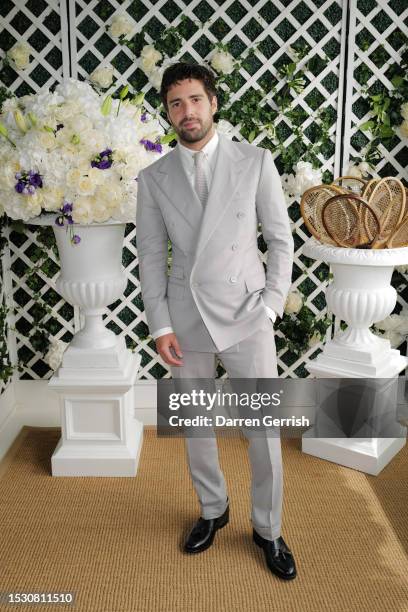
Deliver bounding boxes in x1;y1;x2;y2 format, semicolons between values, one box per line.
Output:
302;435;406;476
303;348;407;476
308;334;407;378
49;337;143;477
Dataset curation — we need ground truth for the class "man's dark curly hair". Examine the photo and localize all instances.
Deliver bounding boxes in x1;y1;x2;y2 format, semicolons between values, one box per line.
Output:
160;62;218;111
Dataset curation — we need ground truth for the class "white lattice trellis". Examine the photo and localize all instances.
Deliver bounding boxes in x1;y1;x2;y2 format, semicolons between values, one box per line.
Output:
0;0;406;390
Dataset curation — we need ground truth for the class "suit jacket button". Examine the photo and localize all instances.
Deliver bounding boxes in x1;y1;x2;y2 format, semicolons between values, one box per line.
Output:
231;243;238;251
229;276;237;283
237;211;245;219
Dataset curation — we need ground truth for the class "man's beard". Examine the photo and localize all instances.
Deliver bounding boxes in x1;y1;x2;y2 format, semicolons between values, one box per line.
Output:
176;118;212;143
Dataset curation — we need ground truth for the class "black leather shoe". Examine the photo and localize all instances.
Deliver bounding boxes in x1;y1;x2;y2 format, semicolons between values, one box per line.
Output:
253;530;297;580
183;505;229;554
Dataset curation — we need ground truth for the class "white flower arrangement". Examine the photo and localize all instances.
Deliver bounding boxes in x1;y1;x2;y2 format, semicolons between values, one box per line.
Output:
0;79;168;242
285;161;323;196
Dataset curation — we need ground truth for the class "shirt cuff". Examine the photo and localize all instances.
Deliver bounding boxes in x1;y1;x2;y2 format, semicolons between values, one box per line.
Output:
261;297;276;322
152;326;174;340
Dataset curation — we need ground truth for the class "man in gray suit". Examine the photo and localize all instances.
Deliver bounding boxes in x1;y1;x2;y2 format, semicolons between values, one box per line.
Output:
136;63;296;580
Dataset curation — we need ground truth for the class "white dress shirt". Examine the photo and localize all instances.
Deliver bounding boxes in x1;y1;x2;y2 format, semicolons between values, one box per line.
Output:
151;130;276;340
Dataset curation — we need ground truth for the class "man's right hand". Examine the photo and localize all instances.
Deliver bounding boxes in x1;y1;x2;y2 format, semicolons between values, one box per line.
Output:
155;333;184;366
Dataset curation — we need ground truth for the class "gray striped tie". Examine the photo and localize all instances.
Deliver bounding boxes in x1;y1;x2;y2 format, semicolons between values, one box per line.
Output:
193;150;209;207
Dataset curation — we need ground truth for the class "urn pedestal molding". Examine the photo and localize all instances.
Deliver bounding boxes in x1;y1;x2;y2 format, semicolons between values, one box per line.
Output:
29;215;142;476
302;238;408;475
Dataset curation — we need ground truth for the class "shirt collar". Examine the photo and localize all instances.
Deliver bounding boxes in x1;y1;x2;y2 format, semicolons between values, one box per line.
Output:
178;130;219;166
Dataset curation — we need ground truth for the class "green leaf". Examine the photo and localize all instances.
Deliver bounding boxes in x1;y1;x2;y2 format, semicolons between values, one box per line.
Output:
101;95;112;116
359;120;375;131
160;132;177;144
119;85;129;100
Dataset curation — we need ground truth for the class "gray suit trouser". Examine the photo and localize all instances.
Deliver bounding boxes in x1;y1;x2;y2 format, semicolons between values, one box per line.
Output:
171;317;283;541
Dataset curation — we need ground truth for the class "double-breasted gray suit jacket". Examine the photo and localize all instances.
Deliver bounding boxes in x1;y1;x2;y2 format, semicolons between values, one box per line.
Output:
136;132;294;353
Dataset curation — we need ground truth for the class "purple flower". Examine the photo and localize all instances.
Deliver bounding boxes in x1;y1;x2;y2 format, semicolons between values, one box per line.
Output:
140;138;163;154
141;112;147;122
62;202;73;214
91;148;113;170
29;173;43;188
14;169;43;195
72;234;81;244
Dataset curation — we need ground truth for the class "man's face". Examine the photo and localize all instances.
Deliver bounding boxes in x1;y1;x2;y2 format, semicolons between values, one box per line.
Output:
165;78;217;144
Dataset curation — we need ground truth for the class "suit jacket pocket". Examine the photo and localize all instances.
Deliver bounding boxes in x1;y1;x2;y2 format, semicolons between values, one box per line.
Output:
245;271;266;293
167;279;185;300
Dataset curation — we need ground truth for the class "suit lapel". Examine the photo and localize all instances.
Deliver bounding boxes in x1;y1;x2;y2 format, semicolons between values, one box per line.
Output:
194;133;251;259
151;145;203;231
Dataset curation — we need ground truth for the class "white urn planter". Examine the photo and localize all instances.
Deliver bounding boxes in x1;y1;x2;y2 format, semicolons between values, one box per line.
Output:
28;214;142;476
302;237;408;475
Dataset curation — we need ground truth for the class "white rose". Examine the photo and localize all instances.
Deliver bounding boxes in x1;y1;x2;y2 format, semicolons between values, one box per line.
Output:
284;290;303;315
88;167;105;186
8;41;31;70
148;66;164;91
211;50;234;75
140;45;162;74
77;175;96;196
66;168;82;185
90;66;114;89
109;14;133;38
72;196;94;224
400;102;408;121
41;186;64;212
399;119;408;139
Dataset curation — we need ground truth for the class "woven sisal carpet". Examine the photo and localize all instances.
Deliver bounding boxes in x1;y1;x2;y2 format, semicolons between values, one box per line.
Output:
0;427;407;612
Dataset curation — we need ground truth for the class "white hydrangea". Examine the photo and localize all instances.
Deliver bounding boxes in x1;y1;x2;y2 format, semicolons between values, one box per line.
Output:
211;49;234;75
